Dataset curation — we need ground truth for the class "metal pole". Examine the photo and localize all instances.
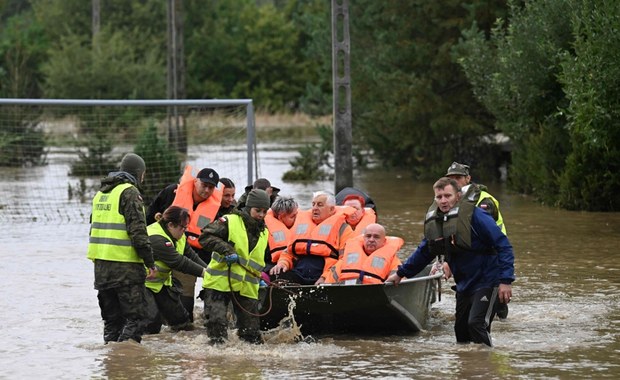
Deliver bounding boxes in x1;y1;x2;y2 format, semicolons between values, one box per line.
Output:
332;0;353;194
246;102;255;185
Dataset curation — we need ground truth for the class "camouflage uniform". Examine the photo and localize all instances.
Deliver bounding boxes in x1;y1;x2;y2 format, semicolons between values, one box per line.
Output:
144;230;207;333
92;171;155;343
199;208;268;344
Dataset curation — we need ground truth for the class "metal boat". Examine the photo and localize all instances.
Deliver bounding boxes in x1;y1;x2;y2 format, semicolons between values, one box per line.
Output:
259;266;442;335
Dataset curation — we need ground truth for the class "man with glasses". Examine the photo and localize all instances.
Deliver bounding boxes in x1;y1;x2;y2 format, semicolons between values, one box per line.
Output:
144;206;209;334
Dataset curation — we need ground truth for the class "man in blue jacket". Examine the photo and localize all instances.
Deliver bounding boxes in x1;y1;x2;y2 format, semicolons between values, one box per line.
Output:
387;177;515;347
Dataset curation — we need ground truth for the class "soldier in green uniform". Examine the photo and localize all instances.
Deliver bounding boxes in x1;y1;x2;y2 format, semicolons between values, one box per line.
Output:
87;153;157;343
199;189;271;344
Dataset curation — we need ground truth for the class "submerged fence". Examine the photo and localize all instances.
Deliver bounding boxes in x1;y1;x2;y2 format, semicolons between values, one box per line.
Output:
0;99;257;223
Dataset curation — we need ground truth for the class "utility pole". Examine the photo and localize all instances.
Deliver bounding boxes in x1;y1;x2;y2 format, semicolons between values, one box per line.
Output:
92;0;100;40
166;0;187;155
332;0;353;194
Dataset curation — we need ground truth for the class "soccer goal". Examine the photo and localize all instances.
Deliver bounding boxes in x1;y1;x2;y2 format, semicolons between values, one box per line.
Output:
0;98;256;223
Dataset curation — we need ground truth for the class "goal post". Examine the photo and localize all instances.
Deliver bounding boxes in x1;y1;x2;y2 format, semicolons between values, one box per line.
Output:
0;98;257;223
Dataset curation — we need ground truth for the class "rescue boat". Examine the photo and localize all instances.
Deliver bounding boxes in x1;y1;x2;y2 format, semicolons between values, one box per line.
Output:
259;265;441;335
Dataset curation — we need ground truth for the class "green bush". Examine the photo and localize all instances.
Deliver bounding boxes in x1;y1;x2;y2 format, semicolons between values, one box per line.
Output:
134;122;183;203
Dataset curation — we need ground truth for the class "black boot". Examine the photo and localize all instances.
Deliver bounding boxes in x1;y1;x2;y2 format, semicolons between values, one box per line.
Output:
180;295;195;322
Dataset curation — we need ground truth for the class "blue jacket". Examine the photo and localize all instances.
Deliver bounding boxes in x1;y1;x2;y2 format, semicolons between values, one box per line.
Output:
397;207;515;295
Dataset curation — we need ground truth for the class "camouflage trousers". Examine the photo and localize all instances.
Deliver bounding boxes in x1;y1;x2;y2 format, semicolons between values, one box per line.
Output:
203;288;262;344
97;284;148;343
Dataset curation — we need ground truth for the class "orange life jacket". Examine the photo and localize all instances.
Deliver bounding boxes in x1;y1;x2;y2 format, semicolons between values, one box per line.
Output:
264;209;294;263
288;210;350;259
327;235;403;284
342;207;377;233
171;165;222;249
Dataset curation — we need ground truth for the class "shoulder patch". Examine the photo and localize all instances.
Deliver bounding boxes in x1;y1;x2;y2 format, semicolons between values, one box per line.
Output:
165;241;173;247
219;216;227;222
479;204;488;210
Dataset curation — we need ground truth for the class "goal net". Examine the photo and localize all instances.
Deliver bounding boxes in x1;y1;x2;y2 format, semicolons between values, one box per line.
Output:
0;99;256;223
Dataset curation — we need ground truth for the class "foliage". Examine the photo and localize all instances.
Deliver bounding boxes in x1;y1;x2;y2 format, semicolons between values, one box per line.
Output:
41;28;165;100
0;104;46;167
283;124;333;181
0;9;47;98
69;130;118;177
134;122;182;203
557;1;620;211
349;0;509;179
456;0;620;210
0;119;46;167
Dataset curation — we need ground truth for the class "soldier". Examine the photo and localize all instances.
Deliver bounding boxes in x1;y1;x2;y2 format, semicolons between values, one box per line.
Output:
87;153;157;344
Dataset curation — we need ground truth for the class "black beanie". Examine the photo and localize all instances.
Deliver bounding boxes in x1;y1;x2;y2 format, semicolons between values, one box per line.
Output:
120;153;146;181
245;189;270;209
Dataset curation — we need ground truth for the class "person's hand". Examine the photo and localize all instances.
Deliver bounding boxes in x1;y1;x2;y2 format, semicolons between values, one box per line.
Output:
442;262;452;280
269;263;288;275
386;273;403;286
498;283;512;303
315;276;326;285
225;253;239;265
146;267;158;280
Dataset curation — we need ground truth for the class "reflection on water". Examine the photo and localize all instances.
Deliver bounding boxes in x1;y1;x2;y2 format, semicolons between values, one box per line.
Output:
1;144;619;379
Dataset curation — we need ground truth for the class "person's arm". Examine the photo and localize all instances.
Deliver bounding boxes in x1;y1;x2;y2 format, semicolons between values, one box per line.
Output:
198;217;236;256
150;234;205;277
145;184;177;225
478;196;499;222
183;244;208;268
472;208;515;303
270;249;292;275
386;238;434;285
120;186;154;268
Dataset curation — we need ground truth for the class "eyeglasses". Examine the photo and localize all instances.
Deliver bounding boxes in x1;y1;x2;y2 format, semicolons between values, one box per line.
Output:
178;224;188;231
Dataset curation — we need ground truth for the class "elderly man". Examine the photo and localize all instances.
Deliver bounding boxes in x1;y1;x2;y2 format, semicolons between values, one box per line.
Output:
387;177;515;347
264;196;299;266
270;191;354;285
317;223;402;285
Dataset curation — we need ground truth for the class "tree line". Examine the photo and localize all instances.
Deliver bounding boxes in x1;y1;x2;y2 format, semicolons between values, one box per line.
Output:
1;0;618;211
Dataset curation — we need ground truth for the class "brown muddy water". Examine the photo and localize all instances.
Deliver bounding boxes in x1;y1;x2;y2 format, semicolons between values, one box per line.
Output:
1;143;619;379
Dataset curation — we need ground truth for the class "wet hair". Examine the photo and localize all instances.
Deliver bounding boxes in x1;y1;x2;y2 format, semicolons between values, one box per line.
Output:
433;177;460;193
343;194;365;208
312;191;336;206
156;205;190;227
271;196;298;218
220;177;235;189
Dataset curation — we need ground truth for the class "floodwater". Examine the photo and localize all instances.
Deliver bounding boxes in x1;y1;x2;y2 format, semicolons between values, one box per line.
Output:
1;143;619;379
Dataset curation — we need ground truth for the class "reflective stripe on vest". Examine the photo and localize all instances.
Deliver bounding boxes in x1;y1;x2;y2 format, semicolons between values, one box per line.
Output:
338;235;403;284
87;183;143;263
289;211;347;259
477;190;506;235
172;165;222;249
202;214;268;300
264;210;293;262
145;222;187;293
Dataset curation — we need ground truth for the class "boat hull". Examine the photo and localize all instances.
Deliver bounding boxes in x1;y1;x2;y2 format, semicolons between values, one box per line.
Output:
259;266;441;335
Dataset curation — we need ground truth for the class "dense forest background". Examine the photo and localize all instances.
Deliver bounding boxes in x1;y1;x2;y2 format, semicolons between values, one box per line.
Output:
1;0;619;211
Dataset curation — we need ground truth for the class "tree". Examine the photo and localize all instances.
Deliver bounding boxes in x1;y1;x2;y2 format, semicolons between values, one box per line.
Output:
558;0;620;210
349;0;509;179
